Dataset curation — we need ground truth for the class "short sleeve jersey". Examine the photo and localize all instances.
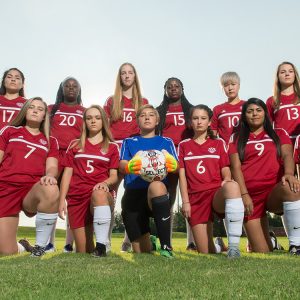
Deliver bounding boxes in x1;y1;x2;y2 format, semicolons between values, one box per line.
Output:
0;126;59;183
266;94;300;141
103;96;148;142
120;135;177;189
178;138;229;193
64;139;119;198
49;103;85;150
228;128;291;192
0;95;26;129
161;103;192;147
211;100;245;144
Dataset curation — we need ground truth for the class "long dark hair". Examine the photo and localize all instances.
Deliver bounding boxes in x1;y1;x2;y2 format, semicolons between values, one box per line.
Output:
235;98;281;161
0;68;25;97
156;77;193;134
50;77;83;120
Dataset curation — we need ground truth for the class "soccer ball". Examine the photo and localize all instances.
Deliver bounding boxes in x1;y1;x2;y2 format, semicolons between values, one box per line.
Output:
139;150;167;183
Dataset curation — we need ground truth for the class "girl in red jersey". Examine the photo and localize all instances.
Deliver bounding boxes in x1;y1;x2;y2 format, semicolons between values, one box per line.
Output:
229;98;300;254
266;62;300;143
156;77;196;250
0;68;27;129
58;105;119;256
0;97;59;256
46;77;85;253
179;105;244;258
104;62;148;252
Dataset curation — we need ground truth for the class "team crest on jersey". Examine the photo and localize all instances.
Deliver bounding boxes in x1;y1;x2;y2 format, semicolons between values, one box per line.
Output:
39;139;47;145
208;147;216;153
76;110;83;114
16;102;24;107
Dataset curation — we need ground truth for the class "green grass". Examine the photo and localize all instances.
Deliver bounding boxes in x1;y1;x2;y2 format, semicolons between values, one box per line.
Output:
0;228;300;299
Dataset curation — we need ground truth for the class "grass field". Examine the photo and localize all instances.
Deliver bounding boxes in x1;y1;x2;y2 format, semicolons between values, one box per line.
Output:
1;227;300;299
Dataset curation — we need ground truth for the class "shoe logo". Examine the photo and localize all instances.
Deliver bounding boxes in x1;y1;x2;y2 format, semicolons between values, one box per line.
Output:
162;216;170;221
293;226;300;229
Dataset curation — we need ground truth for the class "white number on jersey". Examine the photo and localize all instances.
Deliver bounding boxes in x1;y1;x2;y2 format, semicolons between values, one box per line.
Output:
2;110;15;123
286;108;299;120
254;143;264;156
228;116;239;128
86;160;94;173
59;115;76;126
123;112;133;122
173;114;185;126
24;145;36;159
196;160;206;174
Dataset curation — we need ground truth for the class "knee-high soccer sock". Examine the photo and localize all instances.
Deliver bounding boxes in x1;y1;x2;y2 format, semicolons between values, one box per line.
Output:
35;212;58;247
151;195;171;249
93;206;111;246
225;198;244;249
48;220;57;245
283;200;300;247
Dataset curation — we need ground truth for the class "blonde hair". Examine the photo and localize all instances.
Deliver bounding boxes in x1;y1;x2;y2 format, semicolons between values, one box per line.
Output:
111;63;144;121
273;61;300;108
220;71;240;86
10;97;50;145
76;105;114;153
137;104;160;121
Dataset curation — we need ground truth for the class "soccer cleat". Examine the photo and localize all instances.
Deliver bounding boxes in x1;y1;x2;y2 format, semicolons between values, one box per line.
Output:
214;237;228;252
18;239;34;253
159;245;174;258
120;241;132;252
30;245;46;257
44;243;55;253
289;245;300;255
227;247;241;259
269;231;284;250
63;244;74;253
150;235;158;251
92;243;107;257
186;242;197;251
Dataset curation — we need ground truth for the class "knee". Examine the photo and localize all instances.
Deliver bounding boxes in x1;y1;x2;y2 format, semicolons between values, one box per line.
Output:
222;181;241;198
91;190;109;206
41;185;59;206
148;181;167;197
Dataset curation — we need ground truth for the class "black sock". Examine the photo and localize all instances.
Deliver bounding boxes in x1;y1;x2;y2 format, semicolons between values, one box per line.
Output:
151;194;171;249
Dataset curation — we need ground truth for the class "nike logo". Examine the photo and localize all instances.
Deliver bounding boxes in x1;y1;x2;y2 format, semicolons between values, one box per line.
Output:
229;220;239;223
293;226;300;230
46;222;55;225
162;216;170;221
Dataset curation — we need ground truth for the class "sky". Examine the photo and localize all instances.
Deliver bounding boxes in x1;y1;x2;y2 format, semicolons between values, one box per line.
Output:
2;0;299;225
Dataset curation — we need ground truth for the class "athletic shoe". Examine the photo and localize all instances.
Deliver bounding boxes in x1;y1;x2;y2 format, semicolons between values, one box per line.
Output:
92;243;106;257
269;231;284;250
45;243;55;253
186;242;197;251
120;241;132;252
150;235;158;251
30;245;46;257
289;245;300;255
18;239;34;253
63;244;74;253
159;246;174;259
214;237;228;252
227;247;241;259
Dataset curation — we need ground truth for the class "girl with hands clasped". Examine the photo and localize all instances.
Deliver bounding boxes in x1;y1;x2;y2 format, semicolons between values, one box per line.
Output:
59;105;119;257
0;97;59;257
179;105;244;258
229;98;300;254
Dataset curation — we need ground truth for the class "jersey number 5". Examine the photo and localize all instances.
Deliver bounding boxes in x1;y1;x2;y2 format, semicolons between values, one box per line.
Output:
86;160;94;173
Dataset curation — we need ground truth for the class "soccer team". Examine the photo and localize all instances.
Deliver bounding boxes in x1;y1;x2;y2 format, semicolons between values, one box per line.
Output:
0;61;300;258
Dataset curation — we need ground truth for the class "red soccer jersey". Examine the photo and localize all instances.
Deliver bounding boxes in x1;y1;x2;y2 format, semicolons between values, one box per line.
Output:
0;126;59;184
266;93;300;141
0;95;26;129
64;139;119;199
161;103;191;147
49;103;85;150
228;129;291;192
178;137;229;193
104;96;148;143
211;100;245;144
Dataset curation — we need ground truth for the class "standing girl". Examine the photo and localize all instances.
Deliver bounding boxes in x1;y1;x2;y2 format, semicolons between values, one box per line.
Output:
179;105;243;257
58;105;119;256
0;97;59;256
0;68;27;129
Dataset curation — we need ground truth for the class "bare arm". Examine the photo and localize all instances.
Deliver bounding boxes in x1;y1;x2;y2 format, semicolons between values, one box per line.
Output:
179;168;191;218
93;169;118;192
40;157;58;185
58;167;73;220
0;150;4;164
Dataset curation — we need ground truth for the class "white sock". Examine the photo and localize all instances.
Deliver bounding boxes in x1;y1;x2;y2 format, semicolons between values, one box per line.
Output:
48;220;57;245
17;242;25;253
283;200;300;247
93;206;111;245
225;198;244;249
215;244;222;253
35;212;58;247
